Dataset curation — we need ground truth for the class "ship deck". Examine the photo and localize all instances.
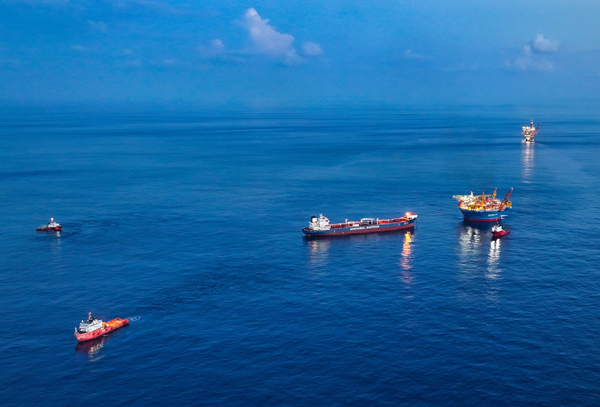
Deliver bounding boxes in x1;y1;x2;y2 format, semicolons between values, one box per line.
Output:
329;217;411;229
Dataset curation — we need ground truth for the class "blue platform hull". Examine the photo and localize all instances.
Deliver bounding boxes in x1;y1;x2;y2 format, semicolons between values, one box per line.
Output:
459;208;507;222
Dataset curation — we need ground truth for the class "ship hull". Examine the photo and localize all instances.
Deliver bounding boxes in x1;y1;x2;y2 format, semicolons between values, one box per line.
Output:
459;208;504;222
302;219;415;237
75;318;129;342
36;226;62;231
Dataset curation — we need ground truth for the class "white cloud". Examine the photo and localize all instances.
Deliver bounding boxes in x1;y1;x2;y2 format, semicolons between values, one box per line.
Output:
302;42;322;56
240;8;307;64
201;9;320;65
199;38;226;58
507;44;554;72
122;48;134;55
162;58;176;65
125;59;142;67
212;39;224;50
198;38;247;63
445;63;479;72
88;20;108;33
242;8;294;55
110;0;188;15
0;58;22;67
403;49;424;60
531;34;559;54
71;45;88;52
4;0;69;5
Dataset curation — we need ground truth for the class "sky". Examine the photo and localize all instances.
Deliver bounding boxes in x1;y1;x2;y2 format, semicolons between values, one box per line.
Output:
1;0;599;106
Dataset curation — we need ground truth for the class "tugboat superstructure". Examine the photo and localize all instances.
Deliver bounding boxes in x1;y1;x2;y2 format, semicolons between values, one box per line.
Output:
36;217;62;231
491;224;510;238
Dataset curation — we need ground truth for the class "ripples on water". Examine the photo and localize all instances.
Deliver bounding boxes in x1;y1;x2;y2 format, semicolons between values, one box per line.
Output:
1;105;600;405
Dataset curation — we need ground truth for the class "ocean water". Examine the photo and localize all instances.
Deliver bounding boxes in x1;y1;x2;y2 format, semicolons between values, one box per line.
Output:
1;105;600;405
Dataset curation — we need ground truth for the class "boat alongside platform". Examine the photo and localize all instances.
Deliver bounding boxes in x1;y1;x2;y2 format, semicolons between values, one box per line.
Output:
302;212;417;237
453;188;513;222
491;224;510;238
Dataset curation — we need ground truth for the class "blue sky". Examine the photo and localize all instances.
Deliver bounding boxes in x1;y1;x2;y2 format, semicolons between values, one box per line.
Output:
1;0;599;106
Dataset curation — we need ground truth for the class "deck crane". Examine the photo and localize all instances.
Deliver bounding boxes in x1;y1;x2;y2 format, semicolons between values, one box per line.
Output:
502;188;513;209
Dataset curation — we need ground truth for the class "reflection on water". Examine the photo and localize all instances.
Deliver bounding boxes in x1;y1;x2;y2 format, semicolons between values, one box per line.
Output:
522;142;534;182
39;230;63;257
306;238;330;264
457;222;505;301
487;238;501;279
75;335;109;361
458;223;488;261
400;232;414;291
459;222;502;288
75;325;130;361
400;232;413;271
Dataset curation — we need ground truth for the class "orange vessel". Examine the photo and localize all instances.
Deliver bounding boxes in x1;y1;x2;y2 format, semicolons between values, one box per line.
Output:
74;312;129;342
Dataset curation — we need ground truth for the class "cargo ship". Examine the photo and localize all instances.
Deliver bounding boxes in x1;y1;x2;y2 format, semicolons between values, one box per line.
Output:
453;188;513;222
522;119;539;143
74;312;129;342
302;212;417;237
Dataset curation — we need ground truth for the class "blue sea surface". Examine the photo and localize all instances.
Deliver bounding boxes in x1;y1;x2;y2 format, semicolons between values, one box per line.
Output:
1;105;600;405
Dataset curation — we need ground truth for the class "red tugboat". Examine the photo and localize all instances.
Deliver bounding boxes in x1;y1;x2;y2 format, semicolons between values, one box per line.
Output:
491;224;510;239
74;312;129;342
36;218;62;231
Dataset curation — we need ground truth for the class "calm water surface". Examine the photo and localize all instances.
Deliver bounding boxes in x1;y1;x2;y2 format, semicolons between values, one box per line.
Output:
1;105;600;405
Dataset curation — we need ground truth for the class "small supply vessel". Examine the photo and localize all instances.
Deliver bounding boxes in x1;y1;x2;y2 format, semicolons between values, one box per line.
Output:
522;119;539;143
74;312;129;342
491;224;510;238
302;212;417;237
453;188;513;222
36;217;62;231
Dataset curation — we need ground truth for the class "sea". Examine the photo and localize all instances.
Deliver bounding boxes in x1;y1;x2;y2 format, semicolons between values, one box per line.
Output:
1;104;600;406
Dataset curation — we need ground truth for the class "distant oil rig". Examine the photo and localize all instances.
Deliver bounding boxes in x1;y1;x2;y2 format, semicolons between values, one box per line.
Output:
522;119;539;143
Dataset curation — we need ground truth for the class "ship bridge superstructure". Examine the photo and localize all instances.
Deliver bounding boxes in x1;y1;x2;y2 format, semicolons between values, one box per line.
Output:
307;214;331;231
78;313;103;334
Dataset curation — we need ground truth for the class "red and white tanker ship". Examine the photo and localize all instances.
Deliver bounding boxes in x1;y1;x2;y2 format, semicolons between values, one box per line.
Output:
302;212;417;237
